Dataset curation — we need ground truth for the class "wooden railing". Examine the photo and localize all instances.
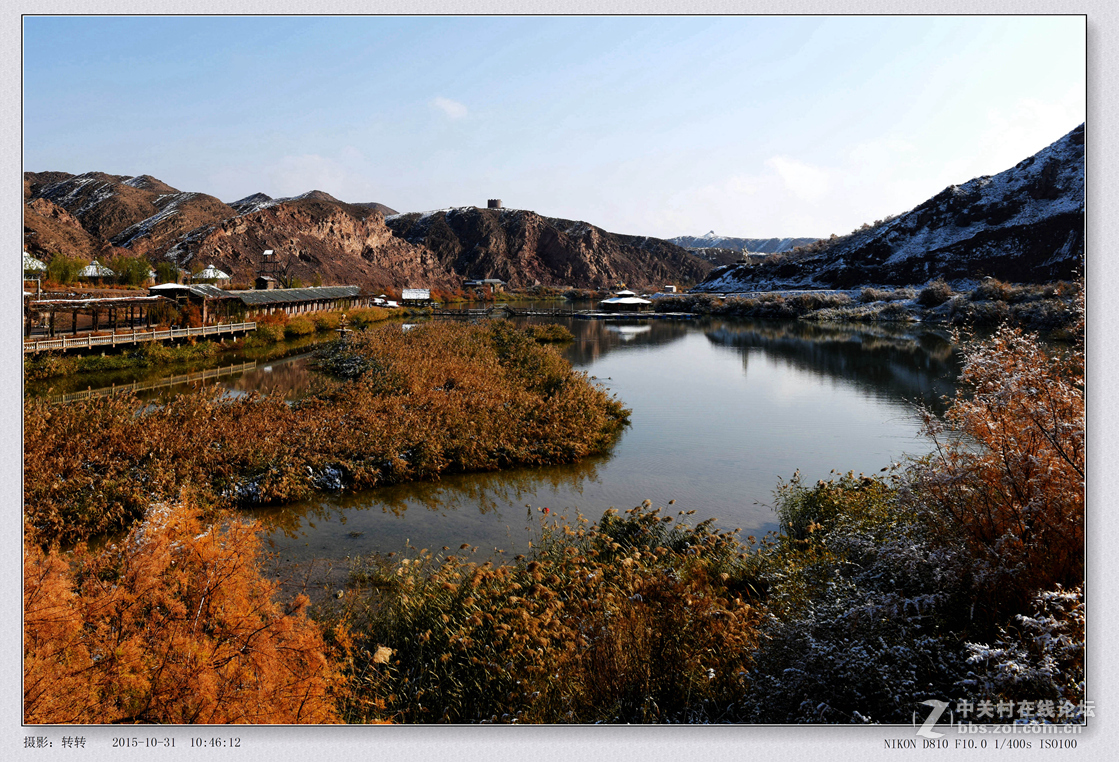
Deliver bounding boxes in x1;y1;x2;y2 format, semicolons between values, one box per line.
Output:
23;322;257;353
48;361;260;404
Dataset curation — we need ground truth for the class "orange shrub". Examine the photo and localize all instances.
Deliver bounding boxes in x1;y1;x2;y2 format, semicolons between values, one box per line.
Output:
915;316;1083;607
24;501;343;724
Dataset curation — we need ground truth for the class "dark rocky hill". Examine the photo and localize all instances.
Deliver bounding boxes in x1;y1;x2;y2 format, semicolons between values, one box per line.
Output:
384;206;712;291
694;123;1085;291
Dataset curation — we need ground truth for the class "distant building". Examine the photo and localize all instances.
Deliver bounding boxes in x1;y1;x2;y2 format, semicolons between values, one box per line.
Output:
598;290;653;313
194;264;231;282
464;278;506;296
80;260;115;282
401;288;433;305
663;285;677;293
487;199;502;209
23;251;47;275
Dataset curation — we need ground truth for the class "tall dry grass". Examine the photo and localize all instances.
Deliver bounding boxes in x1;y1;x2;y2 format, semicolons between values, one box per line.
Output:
324;501;763;723
24;321;629;543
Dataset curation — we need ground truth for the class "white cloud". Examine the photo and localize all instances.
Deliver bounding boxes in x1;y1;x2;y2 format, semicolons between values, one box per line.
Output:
431;97;468;119
765;156;831;202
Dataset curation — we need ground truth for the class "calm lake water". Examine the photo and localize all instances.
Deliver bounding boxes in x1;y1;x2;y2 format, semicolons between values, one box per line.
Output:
33;316;962;566
233;316;962;564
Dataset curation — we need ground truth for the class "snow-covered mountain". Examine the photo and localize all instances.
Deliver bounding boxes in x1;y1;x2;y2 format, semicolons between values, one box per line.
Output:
693;123;1085;292
669;231;818;254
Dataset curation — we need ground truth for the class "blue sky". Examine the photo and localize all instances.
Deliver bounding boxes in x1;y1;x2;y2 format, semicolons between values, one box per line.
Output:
23;15;1085;239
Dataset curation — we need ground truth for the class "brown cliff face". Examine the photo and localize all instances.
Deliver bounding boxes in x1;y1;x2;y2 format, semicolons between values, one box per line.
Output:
385;207;712;291
176;196;456;289
24;171;238;258
23;197;127;262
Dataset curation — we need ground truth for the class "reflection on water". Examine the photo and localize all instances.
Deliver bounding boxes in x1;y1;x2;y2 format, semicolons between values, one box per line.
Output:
248;315;963;565
248;455;611;561
703;320;959;415
562;318;691;366
26;332;333;401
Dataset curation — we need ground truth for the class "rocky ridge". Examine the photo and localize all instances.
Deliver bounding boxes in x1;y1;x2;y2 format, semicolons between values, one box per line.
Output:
24;172;708;291
177;195;453;289
384;206;712;291
694;123;1085;292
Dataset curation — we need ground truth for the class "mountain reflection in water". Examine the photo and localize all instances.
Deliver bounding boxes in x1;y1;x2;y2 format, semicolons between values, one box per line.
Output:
703;320;959;416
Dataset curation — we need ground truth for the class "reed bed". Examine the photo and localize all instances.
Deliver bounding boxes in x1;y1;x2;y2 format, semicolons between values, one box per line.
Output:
24;320;629;543
322;501;764;724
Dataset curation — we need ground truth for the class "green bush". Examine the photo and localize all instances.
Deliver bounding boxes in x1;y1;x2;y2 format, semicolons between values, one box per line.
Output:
523;324;574;342
45;255;85;285
313;312;342;332
347;307;391;329
284;318;316;338
108;256;154;287
24;352;78;382
250;324;286;344
154;262;180;284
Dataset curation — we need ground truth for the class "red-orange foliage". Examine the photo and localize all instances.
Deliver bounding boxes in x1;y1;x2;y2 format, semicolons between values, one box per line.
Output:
180;303;203;328
24;502;343;724
917;318;1084;601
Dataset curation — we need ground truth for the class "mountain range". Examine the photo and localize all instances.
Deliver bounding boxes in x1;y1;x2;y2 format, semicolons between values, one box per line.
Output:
693;123;1085;292
668;232;818;254
24;123;1084;293
23;175;712;291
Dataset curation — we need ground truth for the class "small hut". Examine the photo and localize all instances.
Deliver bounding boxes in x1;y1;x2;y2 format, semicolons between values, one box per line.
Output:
195;264;231;283
464;278;506;297
23;251;47;276
80;260;115;283
598;290;653;313
401;288;433;306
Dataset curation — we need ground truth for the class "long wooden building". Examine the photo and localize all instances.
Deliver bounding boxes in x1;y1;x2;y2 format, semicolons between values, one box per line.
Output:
26;284;378;338
149;284;376;322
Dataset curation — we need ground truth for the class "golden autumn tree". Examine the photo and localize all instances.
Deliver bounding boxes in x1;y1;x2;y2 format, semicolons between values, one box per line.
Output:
915;311;1084;610
24;500;344;724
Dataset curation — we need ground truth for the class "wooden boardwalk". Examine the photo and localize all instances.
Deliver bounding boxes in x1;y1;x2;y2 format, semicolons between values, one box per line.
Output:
46;361;260;404
23;322;257;354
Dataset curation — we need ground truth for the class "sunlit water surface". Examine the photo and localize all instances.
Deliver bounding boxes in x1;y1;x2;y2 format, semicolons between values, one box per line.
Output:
236;317;962;564
36;315;961;566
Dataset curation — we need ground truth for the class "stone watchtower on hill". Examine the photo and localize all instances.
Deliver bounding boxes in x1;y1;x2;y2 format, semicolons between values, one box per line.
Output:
487;199;502;209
